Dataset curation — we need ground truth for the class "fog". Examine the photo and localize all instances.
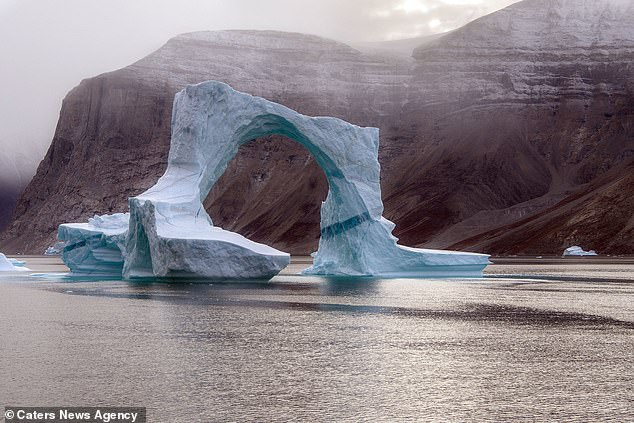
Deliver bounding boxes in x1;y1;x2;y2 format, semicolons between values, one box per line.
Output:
0;0;520;183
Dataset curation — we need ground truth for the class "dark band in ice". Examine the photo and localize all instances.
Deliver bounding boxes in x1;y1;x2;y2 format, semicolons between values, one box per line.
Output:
320;212;372;239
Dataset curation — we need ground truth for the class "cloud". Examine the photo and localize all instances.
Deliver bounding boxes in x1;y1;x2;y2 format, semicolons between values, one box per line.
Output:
0;0;17;13
0;0;521;163
364;0;520;40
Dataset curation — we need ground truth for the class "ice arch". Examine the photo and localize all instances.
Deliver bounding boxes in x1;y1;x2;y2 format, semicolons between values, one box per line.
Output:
121;81;489;279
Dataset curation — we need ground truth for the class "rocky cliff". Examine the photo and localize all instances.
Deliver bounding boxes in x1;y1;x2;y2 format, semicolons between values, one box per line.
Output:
394;0;634;251
2;0;634;255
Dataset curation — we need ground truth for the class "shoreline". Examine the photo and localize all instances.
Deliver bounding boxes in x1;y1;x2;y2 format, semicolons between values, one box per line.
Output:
489;256;634;265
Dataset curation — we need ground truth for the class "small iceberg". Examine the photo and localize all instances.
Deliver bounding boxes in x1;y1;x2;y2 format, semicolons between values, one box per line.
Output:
0;253;30;271
44;241;66;256
562;246;598;257
8;258;27;267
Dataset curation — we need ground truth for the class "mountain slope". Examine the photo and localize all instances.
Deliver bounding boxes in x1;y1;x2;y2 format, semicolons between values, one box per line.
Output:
395;0;634;248
1;0;634;255
452;157;634;254
0;31;409;253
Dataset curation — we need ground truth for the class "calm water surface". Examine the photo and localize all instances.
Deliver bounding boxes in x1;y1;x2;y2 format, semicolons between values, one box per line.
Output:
0;261;632;422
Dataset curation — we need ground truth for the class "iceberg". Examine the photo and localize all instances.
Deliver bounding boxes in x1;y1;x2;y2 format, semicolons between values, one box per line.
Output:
124;198;289;280
58;80;489;280
8;258;27;267
0;253;30;271
44;241;66;256
563;246;598;256
58;213;128;276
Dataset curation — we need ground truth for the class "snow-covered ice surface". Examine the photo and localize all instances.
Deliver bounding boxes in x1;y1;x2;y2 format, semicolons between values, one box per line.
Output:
563;246;598;256
0;253;29;271
58;81;489;280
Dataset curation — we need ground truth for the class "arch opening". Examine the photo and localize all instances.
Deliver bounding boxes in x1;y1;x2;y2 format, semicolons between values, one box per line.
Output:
204;134;328;255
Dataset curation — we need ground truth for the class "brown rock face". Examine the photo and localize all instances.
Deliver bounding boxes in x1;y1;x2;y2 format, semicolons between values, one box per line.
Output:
2;0;634;255
452;158;634;255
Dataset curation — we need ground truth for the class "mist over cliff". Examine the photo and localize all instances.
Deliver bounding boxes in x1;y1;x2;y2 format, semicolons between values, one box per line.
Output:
1;0;633;255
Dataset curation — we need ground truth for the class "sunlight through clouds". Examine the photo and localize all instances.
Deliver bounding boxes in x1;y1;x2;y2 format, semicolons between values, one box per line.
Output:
441;0;487;4
395;0;430;14
373;0;520;40
394;0;490;15
428;18;442;29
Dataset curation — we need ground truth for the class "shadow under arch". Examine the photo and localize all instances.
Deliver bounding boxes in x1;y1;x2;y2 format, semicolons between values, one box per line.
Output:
215;112;367;227
203;133;326;255
123;81;489;279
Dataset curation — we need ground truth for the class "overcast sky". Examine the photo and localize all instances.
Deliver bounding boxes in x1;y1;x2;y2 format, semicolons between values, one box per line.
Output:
0;0;520;180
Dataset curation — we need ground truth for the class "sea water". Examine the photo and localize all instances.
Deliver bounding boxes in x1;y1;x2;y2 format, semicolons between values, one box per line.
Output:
0;261;632;422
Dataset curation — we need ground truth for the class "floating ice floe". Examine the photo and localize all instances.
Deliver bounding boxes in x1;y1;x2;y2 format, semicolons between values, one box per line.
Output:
44;241;66;256
0;253;30;271
57;81;490;280
563;246;598;256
